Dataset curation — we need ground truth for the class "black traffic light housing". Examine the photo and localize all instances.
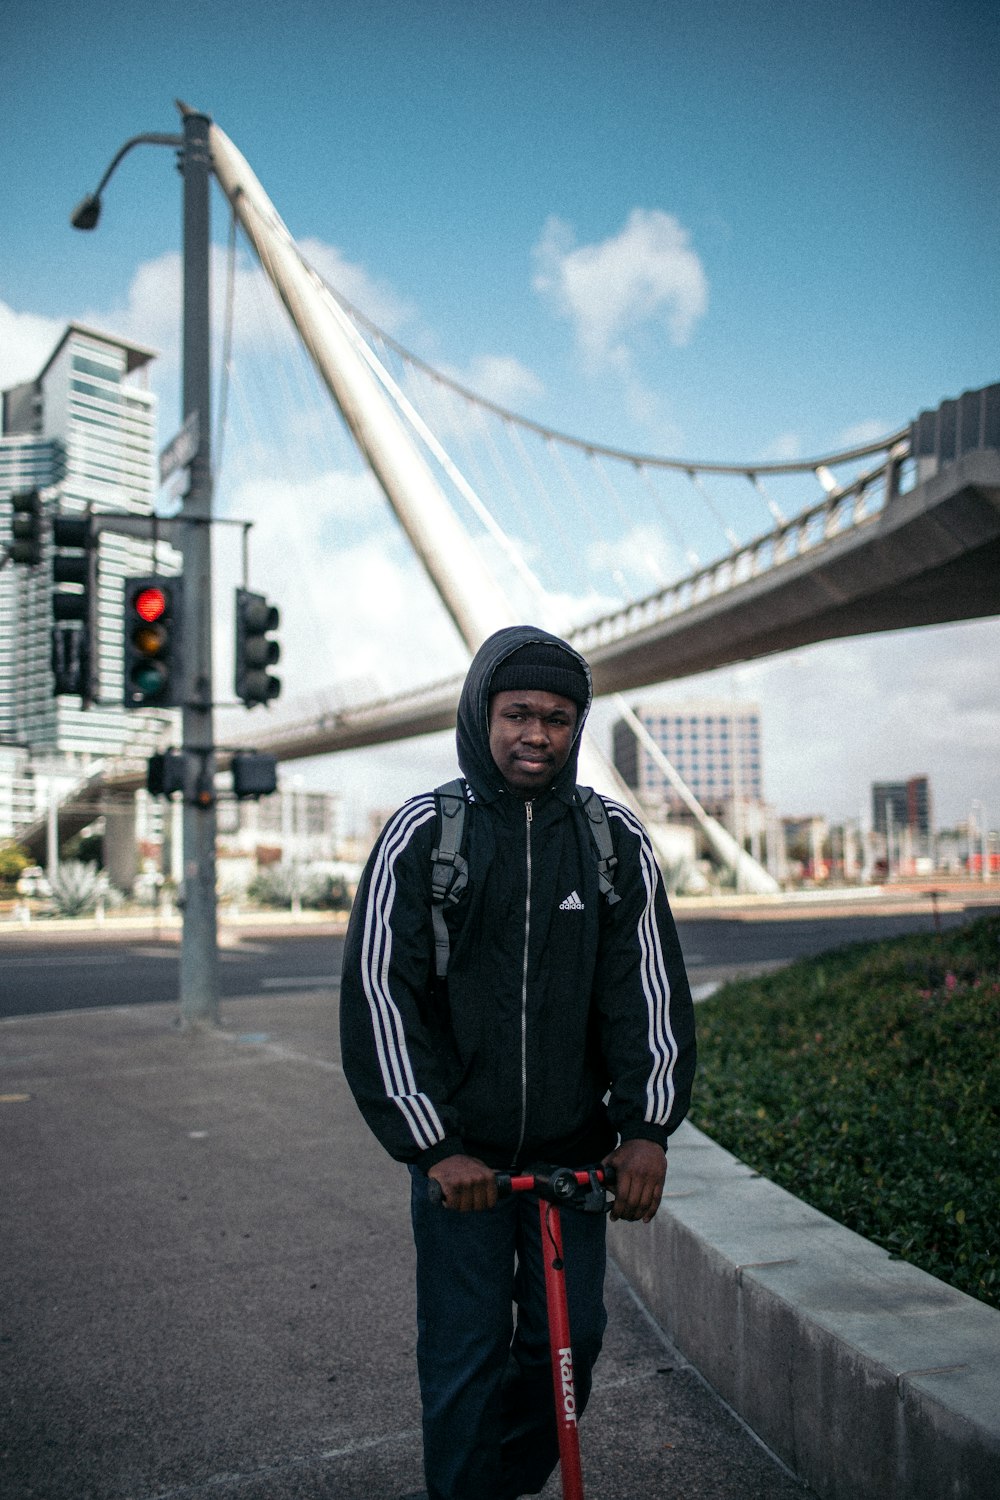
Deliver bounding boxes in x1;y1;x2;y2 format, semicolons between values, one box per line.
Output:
9;490;43;566
147;749;186;797
123;576;184;709
235;588;281;707
50;512;96;701
231;751;278;800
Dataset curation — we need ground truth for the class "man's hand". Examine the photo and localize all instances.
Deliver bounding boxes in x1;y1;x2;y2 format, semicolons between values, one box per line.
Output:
602;1139;667;1223
427;1154;499;1212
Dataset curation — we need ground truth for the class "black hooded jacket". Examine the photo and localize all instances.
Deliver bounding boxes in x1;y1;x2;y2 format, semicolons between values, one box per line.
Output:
339;625;696;1172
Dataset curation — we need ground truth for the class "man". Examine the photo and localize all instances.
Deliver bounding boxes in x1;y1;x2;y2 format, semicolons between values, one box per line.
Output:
340;625;696;1500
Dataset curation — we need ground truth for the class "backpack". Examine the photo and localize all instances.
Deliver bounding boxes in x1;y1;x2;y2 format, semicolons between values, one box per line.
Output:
430;779;621;979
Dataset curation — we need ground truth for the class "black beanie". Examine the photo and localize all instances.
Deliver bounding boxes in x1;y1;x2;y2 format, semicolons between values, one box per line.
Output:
489;641;589;709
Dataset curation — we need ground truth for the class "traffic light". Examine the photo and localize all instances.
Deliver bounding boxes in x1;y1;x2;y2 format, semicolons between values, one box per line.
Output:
123;576;184;709
51;625;91;701
9;490;43;566
231;751;278;800
234;588;281;707
50;512;95;700
147;750;186;797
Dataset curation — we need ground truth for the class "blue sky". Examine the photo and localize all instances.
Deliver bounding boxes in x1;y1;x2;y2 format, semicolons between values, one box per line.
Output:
3;0;999;831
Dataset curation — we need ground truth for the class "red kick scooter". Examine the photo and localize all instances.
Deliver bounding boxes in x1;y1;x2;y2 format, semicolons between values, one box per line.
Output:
431;1162;616;1500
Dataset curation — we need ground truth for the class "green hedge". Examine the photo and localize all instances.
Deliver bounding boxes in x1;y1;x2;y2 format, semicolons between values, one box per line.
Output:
690;912;1000;1309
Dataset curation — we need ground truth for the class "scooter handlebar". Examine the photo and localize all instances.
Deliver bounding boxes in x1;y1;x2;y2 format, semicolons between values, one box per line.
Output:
426;1162;615;1208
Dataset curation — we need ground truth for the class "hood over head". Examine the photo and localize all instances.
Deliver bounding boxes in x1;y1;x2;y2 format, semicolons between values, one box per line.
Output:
456;625;593;802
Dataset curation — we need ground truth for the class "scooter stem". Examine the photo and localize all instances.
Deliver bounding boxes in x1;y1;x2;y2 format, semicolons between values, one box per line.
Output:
540;1201;586;1500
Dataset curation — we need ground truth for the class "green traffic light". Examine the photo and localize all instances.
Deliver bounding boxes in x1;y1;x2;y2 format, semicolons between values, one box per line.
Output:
130;661;169;700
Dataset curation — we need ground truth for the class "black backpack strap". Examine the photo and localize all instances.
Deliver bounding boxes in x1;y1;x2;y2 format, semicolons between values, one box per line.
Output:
431;779;469;978
577;786;621;907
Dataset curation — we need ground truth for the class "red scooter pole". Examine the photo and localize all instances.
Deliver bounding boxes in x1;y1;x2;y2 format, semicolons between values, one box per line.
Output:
433;1164;615;1500
539;1192;584;1497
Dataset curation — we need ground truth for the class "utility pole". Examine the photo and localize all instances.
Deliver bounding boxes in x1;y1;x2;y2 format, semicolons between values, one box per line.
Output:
177;103;219;1025
71;103;219;1025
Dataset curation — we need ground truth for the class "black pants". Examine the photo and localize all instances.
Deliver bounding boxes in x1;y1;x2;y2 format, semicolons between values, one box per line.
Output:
409;1168;607;1500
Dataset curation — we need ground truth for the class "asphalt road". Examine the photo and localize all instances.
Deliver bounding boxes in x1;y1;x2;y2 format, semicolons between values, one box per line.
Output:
0;899;994;1020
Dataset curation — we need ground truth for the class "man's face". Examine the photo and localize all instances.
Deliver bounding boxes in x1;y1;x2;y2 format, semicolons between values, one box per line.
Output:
488;689;579;797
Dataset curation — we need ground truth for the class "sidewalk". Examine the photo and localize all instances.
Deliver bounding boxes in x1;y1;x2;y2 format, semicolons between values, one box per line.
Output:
0;989;809;1500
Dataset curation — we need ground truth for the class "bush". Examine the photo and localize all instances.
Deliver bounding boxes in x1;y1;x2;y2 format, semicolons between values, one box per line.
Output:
0;840;31;888
47;861;105;917
690;913;1000;1309
247;864;350;910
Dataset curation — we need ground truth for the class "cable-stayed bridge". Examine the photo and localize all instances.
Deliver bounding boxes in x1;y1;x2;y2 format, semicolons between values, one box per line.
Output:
241;408;1000;764
198;123;1000;772
16;116;1000;881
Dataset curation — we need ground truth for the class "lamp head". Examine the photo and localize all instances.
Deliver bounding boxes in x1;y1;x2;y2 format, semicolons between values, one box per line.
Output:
70;194;102;231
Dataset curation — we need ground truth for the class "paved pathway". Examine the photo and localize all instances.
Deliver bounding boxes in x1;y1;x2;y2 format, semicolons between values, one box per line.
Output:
1;988;809;1498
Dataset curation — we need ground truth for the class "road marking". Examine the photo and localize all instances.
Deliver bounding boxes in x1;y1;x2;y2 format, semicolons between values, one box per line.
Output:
0;1093;32;1103
217;1032;343;1074
0;953;128;968
259;975;336;990
148;1425;421;1497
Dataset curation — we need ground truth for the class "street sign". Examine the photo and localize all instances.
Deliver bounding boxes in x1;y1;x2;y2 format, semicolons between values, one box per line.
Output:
158;411;200;486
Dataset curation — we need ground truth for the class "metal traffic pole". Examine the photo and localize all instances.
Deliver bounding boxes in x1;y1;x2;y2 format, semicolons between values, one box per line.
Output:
71;104;220;1026
176;102;219;1026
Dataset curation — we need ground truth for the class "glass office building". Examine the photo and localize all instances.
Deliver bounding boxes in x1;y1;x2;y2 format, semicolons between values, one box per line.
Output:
1;323;179;764
612;698;763;817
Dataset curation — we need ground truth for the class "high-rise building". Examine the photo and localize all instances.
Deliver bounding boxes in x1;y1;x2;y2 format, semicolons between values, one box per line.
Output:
1;323;179;765
872;776;932;838
906;775;932;838
612;698;763;816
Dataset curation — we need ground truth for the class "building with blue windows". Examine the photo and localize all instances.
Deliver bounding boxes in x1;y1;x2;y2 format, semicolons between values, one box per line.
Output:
612;698;764;817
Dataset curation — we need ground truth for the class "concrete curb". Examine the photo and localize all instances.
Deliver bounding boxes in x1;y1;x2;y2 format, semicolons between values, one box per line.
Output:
609;1122;1000;1500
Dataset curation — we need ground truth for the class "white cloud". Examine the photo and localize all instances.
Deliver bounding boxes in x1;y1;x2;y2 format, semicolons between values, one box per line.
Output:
77;251;181;363
64;233;416;424
837;418;895;449
456;354;544;408
0;303;68;388
213;464;469;721
585;522;684;595
298;237;415;334
758;432;804;462
532;209;708;368
385;349;544;464
698;621;1000;827
758;422;898;468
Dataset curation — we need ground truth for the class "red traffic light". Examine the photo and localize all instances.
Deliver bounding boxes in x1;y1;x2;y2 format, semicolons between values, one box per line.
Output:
134;586;168;623
122;575;183;710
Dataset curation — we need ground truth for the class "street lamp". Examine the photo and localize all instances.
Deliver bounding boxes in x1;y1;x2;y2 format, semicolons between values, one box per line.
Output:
69;131;185;229
71;102;219;1027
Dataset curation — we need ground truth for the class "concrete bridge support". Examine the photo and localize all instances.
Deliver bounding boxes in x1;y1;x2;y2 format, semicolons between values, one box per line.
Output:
103;797;139;896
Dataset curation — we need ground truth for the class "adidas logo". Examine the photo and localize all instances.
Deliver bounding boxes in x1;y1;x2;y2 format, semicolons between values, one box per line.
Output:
559;890;584;911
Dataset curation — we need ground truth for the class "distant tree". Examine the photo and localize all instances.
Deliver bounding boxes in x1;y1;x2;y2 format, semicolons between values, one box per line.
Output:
0;841;31;888
64;831;104;867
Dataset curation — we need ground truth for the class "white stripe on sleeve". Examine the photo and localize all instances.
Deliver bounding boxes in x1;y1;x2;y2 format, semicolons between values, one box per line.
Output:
359;797;447;1152
607;801;678;1125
